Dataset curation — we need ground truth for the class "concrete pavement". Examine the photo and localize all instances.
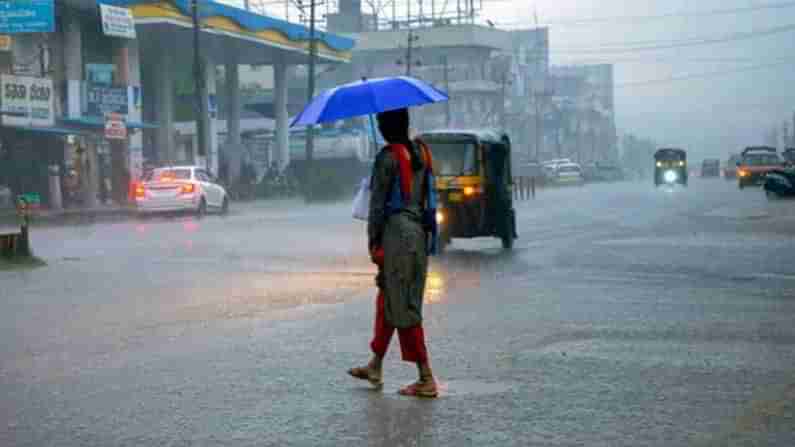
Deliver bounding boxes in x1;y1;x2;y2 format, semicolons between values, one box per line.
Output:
1;179;794;446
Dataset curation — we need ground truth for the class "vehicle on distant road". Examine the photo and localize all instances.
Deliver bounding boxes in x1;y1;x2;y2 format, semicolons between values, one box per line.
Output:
420;129;517;251
654;148;688;187
737;146;782;189
553;162;585;186
724;154;741;179
701;159;720;178
541;158;571;182
135;166;229;216
763;167;795;199
782;148;795;164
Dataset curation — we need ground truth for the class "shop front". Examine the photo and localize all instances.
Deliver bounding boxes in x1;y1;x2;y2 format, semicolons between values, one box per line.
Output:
0;74;79;209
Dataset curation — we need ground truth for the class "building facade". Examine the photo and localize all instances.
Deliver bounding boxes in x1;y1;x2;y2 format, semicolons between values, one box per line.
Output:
0;0;354;208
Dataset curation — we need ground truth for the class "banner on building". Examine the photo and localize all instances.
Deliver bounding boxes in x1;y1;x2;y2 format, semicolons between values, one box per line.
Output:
0;74;54;127
104;113;127;140
100;3;136;39
0;0;55;34
85;84;129;116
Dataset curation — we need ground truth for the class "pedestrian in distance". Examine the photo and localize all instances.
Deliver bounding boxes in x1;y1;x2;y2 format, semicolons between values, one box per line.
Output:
348;108;439;398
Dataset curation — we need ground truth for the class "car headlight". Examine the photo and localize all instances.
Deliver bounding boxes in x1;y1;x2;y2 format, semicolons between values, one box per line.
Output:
663;170;678;183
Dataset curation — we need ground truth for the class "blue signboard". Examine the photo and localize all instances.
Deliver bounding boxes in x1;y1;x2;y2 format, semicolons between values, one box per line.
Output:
85;84;129;117
0;0;54;34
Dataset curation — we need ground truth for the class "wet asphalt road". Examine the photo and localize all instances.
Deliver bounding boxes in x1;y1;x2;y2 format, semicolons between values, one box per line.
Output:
2;179;795;446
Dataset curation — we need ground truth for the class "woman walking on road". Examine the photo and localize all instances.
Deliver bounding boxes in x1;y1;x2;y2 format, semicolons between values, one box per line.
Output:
348;108;439;398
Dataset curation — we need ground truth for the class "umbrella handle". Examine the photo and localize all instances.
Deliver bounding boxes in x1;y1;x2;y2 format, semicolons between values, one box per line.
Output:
363;77;379;158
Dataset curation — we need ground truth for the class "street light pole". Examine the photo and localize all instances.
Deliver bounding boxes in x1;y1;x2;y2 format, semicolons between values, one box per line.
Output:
305;0;318;202
406;29;414;76
192;0;209;169
442;55;451;127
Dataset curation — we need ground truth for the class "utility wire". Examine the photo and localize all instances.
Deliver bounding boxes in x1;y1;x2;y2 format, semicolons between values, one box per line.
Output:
554;23;795;54
496;1;795;27
615;60;795;88
557;56;795;65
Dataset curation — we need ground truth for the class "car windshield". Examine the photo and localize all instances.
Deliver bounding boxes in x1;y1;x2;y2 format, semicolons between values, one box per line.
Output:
743;154;779;166
425;139;478;176
142;169;192;182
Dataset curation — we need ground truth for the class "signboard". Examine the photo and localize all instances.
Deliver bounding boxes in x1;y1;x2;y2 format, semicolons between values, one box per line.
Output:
0;0;54;34
0;35;11;51
85;84;129;116
86;64;115;86
104;113;127;140
100;4;136;39
0;75;54;127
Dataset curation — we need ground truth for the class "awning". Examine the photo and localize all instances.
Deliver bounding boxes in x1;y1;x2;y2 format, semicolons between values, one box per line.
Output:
59;117;160;129
101;0;355;64
0;125;88;136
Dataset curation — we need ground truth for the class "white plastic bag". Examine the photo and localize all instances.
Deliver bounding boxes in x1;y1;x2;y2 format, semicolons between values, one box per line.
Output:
352;176;370;221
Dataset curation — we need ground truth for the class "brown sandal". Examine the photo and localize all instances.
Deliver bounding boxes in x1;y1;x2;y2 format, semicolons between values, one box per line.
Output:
347;366;383;388
398;379;439;398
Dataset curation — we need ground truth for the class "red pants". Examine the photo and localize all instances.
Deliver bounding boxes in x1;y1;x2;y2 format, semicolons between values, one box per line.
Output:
370;291;429;364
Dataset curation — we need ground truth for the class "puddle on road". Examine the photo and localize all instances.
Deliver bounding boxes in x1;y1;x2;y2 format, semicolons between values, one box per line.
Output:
370;380;512;399
595;234;794;249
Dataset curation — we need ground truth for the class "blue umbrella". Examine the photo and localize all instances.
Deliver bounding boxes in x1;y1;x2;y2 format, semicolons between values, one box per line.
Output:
290;76;449;127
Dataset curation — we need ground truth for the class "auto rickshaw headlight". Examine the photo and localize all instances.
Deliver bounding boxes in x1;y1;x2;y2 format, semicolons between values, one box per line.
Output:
679;161;685;167
656;161;662;168
664;170;678;183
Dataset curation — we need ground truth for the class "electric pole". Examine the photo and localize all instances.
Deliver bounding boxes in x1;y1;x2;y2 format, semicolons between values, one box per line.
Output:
305;0;318;202
192;0;209;168
397;30;420;76
442;55;450;127
500;73;507;131
406;29;418;76
532;10;545;161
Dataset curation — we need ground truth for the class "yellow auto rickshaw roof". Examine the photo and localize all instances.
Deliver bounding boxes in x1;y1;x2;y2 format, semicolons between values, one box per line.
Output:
420;128;508;146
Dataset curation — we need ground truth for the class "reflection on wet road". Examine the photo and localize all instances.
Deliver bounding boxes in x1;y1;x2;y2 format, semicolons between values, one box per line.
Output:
2;181;794;446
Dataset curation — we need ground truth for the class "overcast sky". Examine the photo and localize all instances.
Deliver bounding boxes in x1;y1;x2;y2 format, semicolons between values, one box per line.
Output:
235;0;795;160
480;0;795;159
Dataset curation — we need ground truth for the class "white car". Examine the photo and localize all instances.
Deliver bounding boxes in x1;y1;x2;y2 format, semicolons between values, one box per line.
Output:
554;162;585;186
134;166;229;215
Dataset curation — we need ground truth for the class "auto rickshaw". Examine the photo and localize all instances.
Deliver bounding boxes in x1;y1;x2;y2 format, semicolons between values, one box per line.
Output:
419;129;517;251
654;148;688;187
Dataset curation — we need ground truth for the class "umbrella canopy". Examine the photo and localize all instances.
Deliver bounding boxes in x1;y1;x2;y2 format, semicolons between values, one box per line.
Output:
290;76;449;127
